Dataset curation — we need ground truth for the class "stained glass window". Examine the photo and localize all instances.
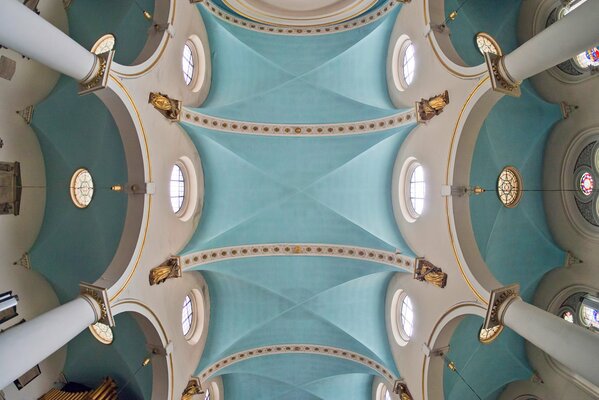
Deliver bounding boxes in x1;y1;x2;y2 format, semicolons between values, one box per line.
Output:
182;295;194;336
89;322;113;345
562;310;574;323
402;42;415;86
579;172;594;196
410;164;425;216
170;164;186;213
91;34;115;55
580;304;599;329
475;33;501;56
400;295;414;338
70;168;94;208
497;167;523;208
182;41;195;85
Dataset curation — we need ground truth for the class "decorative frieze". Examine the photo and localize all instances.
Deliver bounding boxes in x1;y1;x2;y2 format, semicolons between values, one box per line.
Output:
198;344;397;384
182;109;416;136
182;244;414;272
198;0;401;36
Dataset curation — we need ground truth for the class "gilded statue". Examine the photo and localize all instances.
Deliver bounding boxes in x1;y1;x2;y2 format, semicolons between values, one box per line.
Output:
149;92;181;121
181;380;203;400
149;257;181;286
414;258;447;288
417;90;450;122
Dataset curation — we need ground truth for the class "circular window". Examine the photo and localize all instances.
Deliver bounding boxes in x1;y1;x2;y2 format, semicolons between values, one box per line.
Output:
181;294;194;337
182;40;196;86
475;33;501;56
561;310;574;323
478;324;503;344
580;171;594;196
91;34;115;55
409;164;425;218
70;168;94;208
497;166;523;208
170;164;186;214
89;322;113;345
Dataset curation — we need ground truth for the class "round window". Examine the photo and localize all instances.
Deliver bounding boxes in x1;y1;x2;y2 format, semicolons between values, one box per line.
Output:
70;168;94;208
170;164;186;214
89;322;113;345
497;166;523;208
182;40;196;86
475;32;501;56
561;310;574;323
91;34;115;55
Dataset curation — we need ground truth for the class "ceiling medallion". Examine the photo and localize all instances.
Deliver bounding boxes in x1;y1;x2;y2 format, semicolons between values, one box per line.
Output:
497;166;523;208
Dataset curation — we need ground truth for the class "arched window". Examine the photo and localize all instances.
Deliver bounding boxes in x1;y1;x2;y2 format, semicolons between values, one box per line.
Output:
409;164;425;217
402;42;416;86
170;164;186;214
181;294;194;337
182;41;196;86
400;294;414;339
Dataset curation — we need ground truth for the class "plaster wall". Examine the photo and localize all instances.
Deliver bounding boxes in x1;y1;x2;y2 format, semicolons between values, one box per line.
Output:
0;267;65;400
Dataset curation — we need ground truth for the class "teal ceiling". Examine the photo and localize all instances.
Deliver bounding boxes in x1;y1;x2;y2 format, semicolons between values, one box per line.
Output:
182;126;414;253
469;81;564;301
219;354;377;400
30;76;128;303
445;0;520;66
67;0;155;65
204;0;391;25
443;315;531;400
64;313;152;400
194;6;402;123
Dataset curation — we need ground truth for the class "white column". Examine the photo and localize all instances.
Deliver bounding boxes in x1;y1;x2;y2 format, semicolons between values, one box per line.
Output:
0;0;99;82
501;297;599;385
501;0;599;83
0;295;101;390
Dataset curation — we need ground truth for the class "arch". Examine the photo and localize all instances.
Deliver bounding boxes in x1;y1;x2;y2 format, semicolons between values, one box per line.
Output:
182;243;415;271
422;303;485;400
111;301;173;400
196;344;398;386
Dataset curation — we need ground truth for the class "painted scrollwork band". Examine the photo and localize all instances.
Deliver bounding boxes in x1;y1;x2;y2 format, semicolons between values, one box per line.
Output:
196;0;402;36
182;108;416;136
182;244;415;271
197;344;397;384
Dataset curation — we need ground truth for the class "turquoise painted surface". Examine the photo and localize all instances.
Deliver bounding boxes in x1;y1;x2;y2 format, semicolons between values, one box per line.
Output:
470;81;564;302
182;125;414;253
67;0;155;65
193;7;401;123
195;258;399;375
64;313;152;400
443;316;531;400
219;353;376;400
30;76;128;303
444;0;521;67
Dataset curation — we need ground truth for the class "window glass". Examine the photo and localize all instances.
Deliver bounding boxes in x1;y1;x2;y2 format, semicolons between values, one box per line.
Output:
170;164;186;213
410;165;425;216
400;295;414;338
70;168;94;208
403;43;415;86
182;42;195;85
182;295;194;336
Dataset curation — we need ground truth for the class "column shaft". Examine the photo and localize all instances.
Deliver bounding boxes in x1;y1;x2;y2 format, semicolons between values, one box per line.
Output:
503;0;599;82
0;296;100;389
0;0;98;82
502;297;599;385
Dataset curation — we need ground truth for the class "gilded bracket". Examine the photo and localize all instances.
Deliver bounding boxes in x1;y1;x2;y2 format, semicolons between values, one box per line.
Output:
182;377;204;400
149;256;182;286
482;283;520;332
393;380;413;400
78;50;114;95
416;90;450;123
414;258;447;288
484;52;521;97
149;92;181;121
79;282;115;327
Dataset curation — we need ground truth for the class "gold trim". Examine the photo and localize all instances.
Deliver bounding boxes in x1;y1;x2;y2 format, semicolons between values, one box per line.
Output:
107;75;152;302
222;0;377;26
444;77;490;304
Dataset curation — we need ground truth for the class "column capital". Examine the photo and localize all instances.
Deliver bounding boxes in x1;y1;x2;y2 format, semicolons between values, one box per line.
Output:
78;50;114;95
79;282;114;326
484;52;521;97
483;284;520;329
